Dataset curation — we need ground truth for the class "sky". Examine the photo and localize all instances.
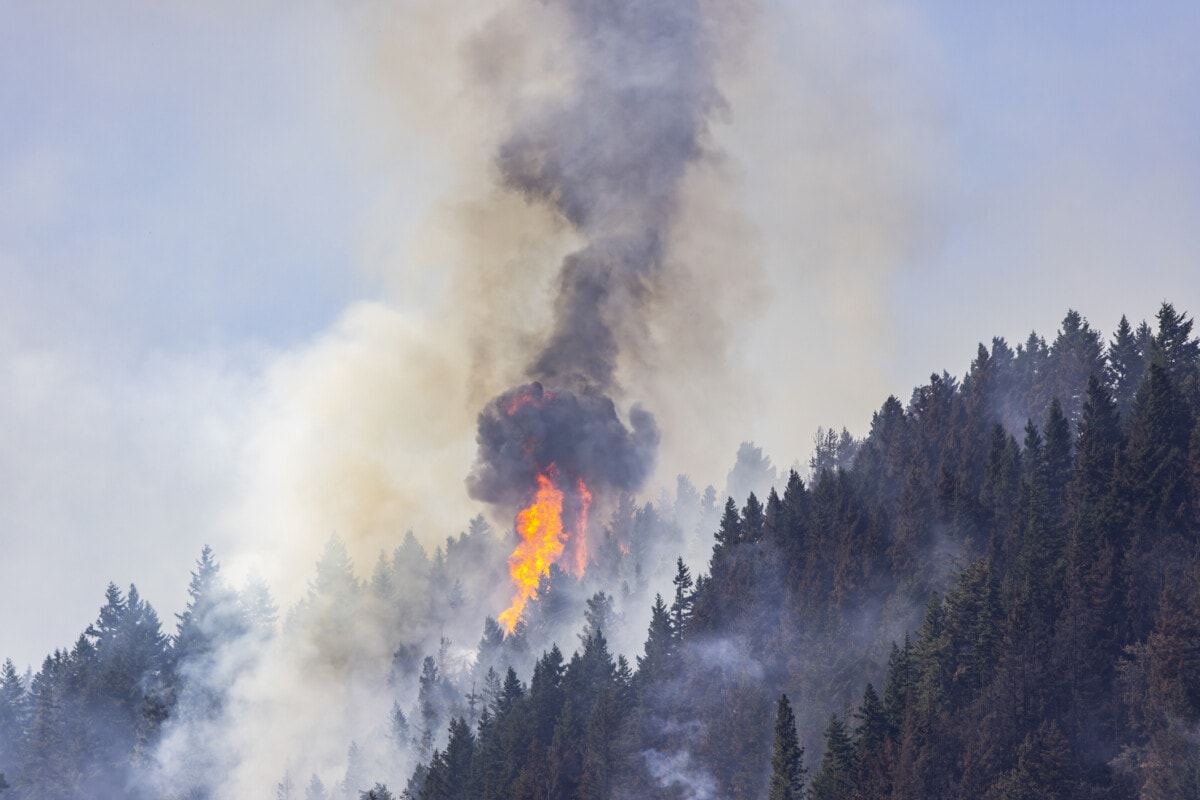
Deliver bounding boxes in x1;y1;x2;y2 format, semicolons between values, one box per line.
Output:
2;0;1199;671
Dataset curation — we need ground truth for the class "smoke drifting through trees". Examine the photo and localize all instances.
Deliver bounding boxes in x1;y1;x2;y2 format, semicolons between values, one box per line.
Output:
8;301;1199;800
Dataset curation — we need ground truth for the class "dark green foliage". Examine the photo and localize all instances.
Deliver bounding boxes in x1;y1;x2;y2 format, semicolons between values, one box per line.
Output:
854;684;892;798
1150;301;1200;385
419;719;473;800
985;722;1075;800
809;714;856;800
1038;310;1106;424
1107;315;1147;420
768;694;806;800
1124;362;1193;532
669;558;694;641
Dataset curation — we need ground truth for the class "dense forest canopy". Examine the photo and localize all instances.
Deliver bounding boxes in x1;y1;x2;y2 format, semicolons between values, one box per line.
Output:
2;301;1199;799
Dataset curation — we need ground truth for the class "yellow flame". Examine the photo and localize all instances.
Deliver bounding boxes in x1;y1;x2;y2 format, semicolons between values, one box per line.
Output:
498;471;566;633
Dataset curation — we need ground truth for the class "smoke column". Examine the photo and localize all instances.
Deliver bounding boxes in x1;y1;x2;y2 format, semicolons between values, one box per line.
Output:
467;0;737;621
496;0;725;393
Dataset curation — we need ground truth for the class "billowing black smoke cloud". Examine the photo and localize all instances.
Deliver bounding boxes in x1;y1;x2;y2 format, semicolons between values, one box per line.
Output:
471;0;726;510
468;383;659;510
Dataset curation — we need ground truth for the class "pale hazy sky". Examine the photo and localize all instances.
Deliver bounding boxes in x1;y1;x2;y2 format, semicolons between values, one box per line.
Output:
2;0;1199;670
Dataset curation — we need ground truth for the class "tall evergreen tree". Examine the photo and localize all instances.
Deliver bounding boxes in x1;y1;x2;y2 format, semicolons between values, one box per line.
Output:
669;558;694;641
1150;301;1200;385
305;774;328;800
1039;309;1106;423
1107;314;1147;420
0;659;26;775
809;714;856;800
174;546;241;664
768;694;806;800
1125;362;1191;531
580;593;616;644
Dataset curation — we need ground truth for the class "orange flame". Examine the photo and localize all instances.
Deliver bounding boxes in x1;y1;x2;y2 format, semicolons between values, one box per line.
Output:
498;469;592;633
568;477;592;577
506;388;553;416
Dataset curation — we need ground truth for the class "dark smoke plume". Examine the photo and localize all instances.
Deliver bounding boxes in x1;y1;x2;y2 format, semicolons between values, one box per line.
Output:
471;0;727;508
468;383;659;510
500;0;723;391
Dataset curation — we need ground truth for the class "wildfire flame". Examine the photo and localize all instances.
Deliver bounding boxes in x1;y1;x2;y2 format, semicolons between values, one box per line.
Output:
497;467;591;633
506;388;553;416
569;477;592;577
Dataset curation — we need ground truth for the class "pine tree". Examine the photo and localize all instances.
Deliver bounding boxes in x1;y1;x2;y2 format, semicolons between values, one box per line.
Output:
389;702;410;753
944;558;1000;708
809;713;856;800
578;677;626;800
0;659;27;774
1125;362;1191;530
174;545;241;665
1145;576;1200;724
1039;309;1106;423
854;683;892;798
741;493;766;543
580;592;616;644
636;594;675;684
986;722;1075;800
883;634;916;736
305;774;328;800
714;497;741;551
1042;398;1073;511
726;441;778;509
1107;314;1147;420
370;552;396;602
1150;301;1200;385
527;646;565;751
342;741;367;799
240;572;279;637
669;558;694;641
276;769;295;800
768;694;806;800
439;718;474;799
19;656;70;799
496;667;524;717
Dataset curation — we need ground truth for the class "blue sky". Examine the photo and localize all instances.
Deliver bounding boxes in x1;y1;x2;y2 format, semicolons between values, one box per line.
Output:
2;0;1199;670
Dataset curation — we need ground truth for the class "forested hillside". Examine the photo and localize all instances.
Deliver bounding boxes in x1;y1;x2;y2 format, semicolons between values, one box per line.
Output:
3;302;1199;799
